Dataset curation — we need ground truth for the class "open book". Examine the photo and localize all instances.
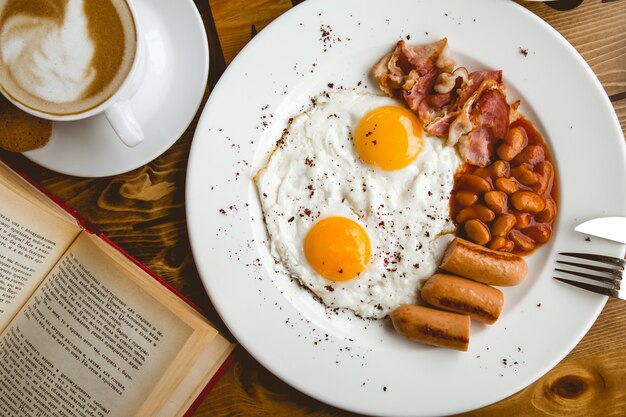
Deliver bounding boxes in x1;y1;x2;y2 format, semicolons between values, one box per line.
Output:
0;160;234;417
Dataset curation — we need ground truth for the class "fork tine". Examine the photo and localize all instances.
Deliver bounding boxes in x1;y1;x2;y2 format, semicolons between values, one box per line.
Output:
556;260;623;279
554;268;621;288
554;277;620;298
559;252;625;269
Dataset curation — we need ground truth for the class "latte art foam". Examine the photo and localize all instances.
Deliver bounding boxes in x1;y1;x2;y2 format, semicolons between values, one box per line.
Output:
0;0;137;116
1;0;96;103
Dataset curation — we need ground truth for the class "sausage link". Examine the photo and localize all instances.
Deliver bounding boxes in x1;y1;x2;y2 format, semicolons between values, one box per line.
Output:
421;273;504;324
439;237;528;286
390;305;470;351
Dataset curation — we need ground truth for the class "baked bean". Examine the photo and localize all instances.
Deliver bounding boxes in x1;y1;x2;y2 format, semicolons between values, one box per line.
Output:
511;164;539;186
510;230;535;252
536;198;557;223
472;167;491;179
465;219;491;245
514;212;532;229
489;236;506;250
501;239;515;252
489;236;514;252
512;145;545;166
511;191;545;213
490;160;510;178
497;127;527;161
457;174;492;194
494;177;519;195
456;205;496;223
491;214;516;237
505;126;528;145
455;192;478;207
522;224;552;243
532;161;554;195
484;191;507;213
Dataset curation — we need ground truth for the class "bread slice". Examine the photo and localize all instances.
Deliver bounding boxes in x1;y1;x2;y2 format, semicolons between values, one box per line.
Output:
0;96;51;152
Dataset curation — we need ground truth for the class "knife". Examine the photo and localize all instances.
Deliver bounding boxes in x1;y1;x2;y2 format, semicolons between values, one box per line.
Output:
575;217;626;244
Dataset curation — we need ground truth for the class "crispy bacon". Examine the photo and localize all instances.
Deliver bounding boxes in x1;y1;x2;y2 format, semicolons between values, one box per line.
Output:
403;65;439;111
448;79;509;166
372;38;452;109
452;70;503;112
372;41;511;167
425;112;458;137
418;92;454;124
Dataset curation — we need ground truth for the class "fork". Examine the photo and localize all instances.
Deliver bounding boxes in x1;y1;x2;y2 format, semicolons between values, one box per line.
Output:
554;253;624;300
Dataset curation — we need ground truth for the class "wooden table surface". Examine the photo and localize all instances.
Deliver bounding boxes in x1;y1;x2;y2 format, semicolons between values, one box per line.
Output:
2;0;625;416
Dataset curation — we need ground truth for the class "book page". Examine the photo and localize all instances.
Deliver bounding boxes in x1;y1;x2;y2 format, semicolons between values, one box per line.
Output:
0;161;76;224
0;234;197;417
0;182;80;330
88;235;233;417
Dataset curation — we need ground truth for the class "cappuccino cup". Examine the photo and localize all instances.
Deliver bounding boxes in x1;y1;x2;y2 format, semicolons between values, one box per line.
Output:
0;0;145;147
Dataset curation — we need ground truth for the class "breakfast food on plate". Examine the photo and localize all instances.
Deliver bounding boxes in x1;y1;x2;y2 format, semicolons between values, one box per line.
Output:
390;304;470;351
373;38;557;255
450;118;557;255
392;238;527;348
255;36;554;350
372;38;509;167
439;237;528;286
420;273;504;325
255;90;461;319
0;96;51;152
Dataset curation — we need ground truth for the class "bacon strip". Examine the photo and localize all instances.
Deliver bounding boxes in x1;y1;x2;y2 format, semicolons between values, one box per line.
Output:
372;38;452;110
448;79;509;166
372;41;511;167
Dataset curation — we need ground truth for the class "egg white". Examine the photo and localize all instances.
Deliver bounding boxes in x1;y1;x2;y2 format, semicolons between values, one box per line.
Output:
255;90;462;319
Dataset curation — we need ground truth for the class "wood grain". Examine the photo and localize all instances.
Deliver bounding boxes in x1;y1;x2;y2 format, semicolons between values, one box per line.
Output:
0;0;624;416
210;0;293;64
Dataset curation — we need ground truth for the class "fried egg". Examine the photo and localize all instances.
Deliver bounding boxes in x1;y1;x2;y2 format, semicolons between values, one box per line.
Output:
255;90;462;319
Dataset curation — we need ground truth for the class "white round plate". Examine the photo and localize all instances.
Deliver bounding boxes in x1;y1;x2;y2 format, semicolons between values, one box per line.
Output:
23;0;208;178
186;1;626;416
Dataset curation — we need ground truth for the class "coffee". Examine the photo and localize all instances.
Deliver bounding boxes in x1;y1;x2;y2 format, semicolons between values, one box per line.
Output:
0;0;137;116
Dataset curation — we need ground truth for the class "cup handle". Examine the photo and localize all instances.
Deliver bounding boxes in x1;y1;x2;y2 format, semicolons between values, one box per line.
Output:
104;100;144;147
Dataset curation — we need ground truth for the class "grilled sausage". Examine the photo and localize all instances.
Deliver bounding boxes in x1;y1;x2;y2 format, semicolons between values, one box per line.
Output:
439;238;528;286
421;274;504;324
390;305;470;351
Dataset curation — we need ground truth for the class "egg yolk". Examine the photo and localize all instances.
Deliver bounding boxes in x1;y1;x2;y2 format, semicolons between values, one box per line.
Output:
354;106;423;170
304;216;371;282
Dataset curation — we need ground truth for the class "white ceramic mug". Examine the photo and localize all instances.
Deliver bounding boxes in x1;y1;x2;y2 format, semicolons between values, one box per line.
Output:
0;0;146;148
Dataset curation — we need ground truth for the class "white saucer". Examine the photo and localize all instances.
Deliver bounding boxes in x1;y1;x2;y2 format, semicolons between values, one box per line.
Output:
23;0;208;178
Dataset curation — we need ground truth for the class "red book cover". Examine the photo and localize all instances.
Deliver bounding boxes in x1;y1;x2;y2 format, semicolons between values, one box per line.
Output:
0;155;234;416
